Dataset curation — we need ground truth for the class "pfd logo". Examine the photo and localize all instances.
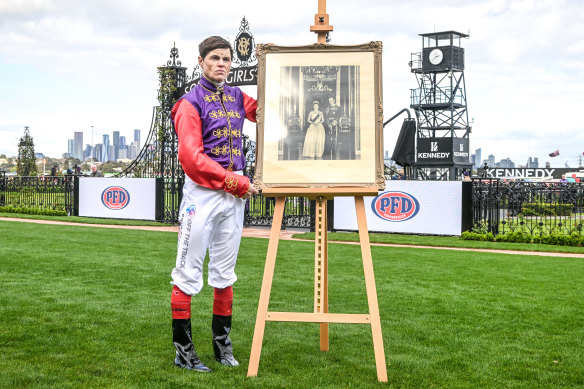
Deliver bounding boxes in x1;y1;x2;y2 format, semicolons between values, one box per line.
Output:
101;186;130;210
371;191;420;222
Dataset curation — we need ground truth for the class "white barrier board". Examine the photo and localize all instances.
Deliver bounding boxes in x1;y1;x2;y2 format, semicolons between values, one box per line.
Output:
79;178;156;220
334;180;462;235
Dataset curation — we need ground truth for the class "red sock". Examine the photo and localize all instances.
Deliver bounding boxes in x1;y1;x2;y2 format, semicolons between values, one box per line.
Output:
213;286;233;316
171;285;191;319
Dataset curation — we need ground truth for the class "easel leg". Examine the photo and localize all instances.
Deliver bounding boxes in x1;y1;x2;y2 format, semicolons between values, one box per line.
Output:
247;196;286;377
314;197;329;351
355;196;388;382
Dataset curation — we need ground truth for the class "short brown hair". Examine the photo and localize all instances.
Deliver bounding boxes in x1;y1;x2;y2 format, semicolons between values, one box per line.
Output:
199;36;233;60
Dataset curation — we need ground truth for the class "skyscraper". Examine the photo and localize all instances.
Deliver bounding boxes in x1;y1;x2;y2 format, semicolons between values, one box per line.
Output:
73;132;83;160
94;144;103;162
474;148;482;170
102;134;110;162
83;144;92;161
113;131;120;161
134;129;141;156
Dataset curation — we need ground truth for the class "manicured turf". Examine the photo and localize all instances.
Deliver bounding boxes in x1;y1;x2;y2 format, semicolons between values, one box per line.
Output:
0;212;167;227
1;220;583;388
294;231;584;254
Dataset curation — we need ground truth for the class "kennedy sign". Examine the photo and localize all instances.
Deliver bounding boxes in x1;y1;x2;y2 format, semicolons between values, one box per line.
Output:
417;137;469;165
478;168;576;180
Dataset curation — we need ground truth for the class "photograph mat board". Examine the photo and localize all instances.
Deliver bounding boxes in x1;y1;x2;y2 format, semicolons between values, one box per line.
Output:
260;49;379;187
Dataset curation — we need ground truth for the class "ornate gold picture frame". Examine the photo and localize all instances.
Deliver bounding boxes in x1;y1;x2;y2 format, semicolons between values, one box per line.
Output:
254;42;385;190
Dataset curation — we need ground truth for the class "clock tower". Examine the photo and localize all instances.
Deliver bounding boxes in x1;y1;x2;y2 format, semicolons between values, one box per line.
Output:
409;30;472;180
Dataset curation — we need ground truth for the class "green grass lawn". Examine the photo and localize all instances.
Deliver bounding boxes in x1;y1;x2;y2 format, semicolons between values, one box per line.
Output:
0;212;167;227
294;231;584;254
1;220;583;388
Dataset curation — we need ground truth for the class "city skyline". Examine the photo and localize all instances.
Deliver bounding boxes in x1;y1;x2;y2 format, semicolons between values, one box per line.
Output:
63;128;141;162
1;1;582;168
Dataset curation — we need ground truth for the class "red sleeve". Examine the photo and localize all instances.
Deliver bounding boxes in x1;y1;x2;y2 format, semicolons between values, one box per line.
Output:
172;99;250;198
243;92;257;122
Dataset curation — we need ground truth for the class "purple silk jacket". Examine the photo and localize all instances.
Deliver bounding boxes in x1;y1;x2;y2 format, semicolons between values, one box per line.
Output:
177;76;256;171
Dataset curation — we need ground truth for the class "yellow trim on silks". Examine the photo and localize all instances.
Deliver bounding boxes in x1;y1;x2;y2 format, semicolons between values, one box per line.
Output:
209;110;226;119
213;127;230;138
225;174;239;195
232;148;242;157
212;127;241;138
211;145;230;156
203;94;220;103
226;110;241;119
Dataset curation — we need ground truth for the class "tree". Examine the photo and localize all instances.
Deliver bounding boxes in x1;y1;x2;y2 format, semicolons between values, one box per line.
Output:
17;126;37;176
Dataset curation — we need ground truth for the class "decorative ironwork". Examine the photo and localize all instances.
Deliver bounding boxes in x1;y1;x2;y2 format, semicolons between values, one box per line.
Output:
232;16;257;68
0;174;75;215
471;179;584;237
118;44;188;224
167;42;182;66
116;21;312;228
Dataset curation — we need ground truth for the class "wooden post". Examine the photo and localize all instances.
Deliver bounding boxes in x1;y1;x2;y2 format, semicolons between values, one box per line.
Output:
247;197;286;377
314;196;329;351
310;0;333;44
247;188;387;382
355;196;388;382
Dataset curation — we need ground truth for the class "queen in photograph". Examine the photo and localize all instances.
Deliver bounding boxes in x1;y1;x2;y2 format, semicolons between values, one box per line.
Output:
302;101;326;159
277;65;360;161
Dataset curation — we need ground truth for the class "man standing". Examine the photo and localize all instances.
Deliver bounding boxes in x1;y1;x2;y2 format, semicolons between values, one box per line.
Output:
89;165;103;177
325;96;341;159
169;36;258;373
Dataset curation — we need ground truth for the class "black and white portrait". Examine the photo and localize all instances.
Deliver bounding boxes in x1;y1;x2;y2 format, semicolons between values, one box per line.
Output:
277;65;361;161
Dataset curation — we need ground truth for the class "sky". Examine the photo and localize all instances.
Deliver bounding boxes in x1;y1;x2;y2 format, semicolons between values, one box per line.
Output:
1;0;583;168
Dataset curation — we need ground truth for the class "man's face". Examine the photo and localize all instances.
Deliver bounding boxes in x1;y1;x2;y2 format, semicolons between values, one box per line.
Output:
199;48;232;83
91;166;97;172
329;97;335;105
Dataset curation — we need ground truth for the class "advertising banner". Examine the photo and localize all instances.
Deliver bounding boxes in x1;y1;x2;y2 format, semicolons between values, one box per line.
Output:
334;180;463;235
416;137;470;165
477;168;577;180
78;178;157;220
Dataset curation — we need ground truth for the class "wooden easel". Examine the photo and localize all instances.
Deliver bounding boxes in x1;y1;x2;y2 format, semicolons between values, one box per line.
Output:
247;0;387;382
247;187;388;382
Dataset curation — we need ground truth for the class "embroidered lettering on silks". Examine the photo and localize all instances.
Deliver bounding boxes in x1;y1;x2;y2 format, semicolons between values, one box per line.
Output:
178;218;193;269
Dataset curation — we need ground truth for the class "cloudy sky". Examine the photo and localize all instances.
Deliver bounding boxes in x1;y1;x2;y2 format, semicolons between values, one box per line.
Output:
1;0;583;168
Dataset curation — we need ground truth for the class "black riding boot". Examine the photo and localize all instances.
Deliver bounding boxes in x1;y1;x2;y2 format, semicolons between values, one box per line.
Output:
173;318;212;372
212;314;239;366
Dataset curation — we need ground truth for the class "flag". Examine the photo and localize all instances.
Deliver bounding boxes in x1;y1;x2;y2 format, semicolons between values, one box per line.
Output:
549;149;559;157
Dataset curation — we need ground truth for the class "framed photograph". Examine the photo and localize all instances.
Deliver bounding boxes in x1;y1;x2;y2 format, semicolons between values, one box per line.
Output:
253;42;385;191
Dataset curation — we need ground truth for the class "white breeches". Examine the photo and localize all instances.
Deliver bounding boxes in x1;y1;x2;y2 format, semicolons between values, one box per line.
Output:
171;175;246;296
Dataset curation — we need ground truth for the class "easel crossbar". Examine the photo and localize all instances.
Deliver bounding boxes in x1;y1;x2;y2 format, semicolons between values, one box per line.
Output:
266;312;371;324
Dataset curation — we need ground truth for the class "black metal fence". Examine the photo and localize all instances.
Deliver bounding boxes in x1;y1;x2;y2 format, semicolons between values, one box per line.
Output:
0;173;314;228
245;195;313;229
472;179;584;236
0;173;75;215
4;173;583;238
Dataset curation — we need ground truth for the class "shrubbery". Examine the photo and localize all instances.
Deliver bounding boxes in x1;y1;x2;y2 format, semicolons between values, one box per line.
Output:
521;203;573;217
0;205;67;216
462;229;584;246
461;231;495;242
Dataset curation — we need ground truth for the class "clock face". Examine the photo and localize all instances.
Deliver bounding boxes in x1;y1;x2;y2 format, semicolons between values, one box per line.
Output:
429;48;443;65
